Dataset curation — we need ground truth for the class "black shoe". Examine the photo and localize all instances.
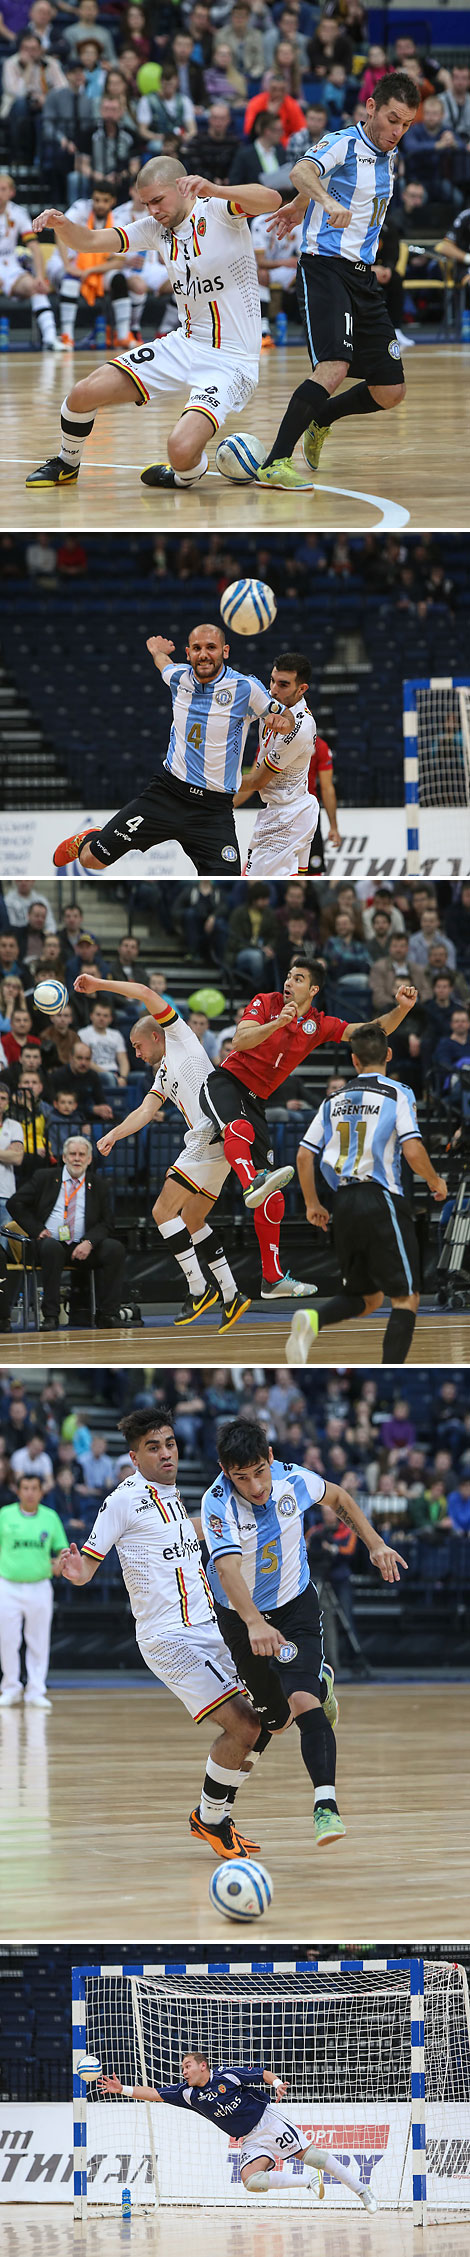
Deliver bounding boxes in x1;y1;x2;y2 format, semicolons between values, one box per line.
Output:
217;1290;251;1333
26;456;79;488
173;1284;220;1327
141;462;177;488
43;1316;59;1330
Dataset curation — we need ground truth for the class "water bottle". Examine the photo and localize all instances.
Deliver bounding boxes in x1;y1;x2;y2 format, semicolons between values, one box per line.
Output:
0;312;9;352
461;307;470;344
121;2189;131;2219
275;310;287;347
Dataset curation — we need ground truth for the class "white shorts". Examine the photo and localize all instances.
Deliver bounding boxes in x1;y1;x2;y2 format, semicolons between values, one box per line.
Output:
241;2106;305;2172
246;795;319;877
110;330;259;432
138;1616;241;1721
0;255;28;296
171;1119;230;1201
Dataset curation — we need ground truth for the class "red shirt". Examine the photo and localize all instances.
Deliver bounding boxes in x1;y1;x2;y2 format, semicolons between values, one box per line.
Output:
222;992;348;1100
244;91;307;148
308;734;333;799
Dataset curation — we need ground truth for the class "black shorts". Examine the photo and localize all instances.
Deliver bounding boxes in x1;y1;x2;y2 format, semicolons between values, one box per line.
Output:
215;1577;324;1715
332;1181;420;1297
200;1067;273;1171
297;253;404;387
85;768;241;877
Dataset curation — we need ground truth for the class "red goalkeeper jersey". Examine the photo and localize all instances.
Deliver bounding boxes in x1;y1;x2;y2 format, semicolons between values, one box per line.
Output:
221;992;348;1100
308;733;334;798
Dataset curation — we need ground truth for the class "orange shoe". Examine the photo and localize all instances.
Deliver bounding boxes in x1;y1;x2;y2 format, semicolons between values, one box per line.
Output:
53;827;96;870
60;331;74;347
261;333;275;352
189;1807;260;1858
129;328;143;346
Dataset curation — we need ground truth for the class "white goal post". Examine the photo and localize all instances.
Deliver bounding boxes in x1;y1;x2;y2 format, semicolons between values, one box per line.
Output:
403;677;470;872
72;1958;470;2225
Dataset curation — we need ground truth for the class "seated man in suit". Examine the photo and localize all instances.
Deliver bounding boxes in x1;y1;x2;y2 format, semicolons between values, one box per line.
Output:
6;1134;125;1331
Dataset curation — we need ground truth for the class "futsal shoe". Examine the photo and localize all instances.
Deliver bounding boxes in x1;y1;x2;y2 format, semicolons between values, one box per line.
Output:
53;827;96;869
60;332;75;347
24;1691;52;1709
173;1284;220;1326
261;1272;316;1299
218;1291;251;1332
256;457;315;490
0;1688;23;1706
189;1809;260;1857
321;1662;339;1731
360;2188;378;2212
141;455;208;487
302;421;328;471
244;1164;294;1210
26;456;79;487
314;1806;346;1847
285;1307;319;1362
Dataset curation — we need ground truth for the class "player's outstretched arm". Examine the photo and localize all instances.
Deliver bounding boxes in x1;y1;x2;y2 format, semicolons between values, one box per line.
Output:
146;636;175;672
344;982;418;1039
324;1481;408;1582
32;209;122;255
214;1554;286;1657
74;972;168;1014
263;2070;288;2095
98;2073;164;2101
296;1143;329;1230
56;1542;99;1584
402;1137;447;1201
177;175;282;217
96;1091;163;1157
233;1001;298;1052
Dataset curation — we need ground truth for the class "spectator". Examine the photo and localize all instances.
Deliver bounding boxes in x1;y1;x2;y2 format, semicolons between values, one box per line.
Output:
370;930;431;1015
7;1133;126;1330
79;1000;130;1086
0;936;22;979
90;74;139;188
445;1477;470;1534
403;96;462;203
435;1006;470;1090
287;101;328;162
51;1039;115;1125
65;931;109;984
439;63;470;141
185;98;239;181
41;55;94;199
80;1432;115;1492
136;64;195;149
47;1461;88;1536
225;885;279;987
4;881;56;933
62;0;115;66
243;68;307;148
2;30;66;164
15;1068;50;1156
1;1004;37;1067
0;1082;24;1248
225;2;271;89
10;1431;54;1487
408;906;456;972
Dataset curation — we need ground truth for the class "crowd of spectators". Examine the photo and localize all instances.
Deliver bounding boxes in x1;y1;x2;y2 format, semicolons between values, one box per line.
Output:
0;527;463;620
1;2;469;344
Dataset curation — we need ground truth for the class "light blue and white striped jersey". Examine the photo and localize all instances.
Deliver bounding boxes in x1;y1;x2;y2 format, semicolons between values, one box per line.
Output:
301;1072;421;1197
201;1458;326;1610
300;125;396;264
162;662;275;795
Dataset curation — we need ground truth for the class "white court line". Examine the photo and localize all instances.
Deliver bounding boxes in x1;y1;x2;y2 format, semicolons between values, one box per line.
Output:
7;455;410;527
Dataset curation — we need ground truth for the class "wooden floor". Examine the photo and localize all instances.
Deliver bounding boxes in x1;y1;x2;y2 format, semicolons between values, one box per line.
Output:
2;2212;468;2256
1;1686;468;1939
2;346;469;531
3;1308;470;1366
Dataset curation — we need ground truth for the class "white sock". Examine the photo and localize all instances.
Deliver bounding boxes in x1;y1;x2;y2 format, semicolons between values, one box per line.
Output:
114;295;130;341
60;395;95;468
131;293;143;329
33;293;56;345
157;1215;207;1298
314;1785;336;1804
192;1224;238;1308
60;278;79;335
199;1755;244;1823
174;451;208;486
304;2144;360;2194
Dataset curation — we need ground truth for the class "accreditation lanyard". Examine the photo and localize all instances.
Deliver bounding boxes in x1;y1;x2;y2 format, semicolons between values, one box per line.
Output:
59;1173;87;1244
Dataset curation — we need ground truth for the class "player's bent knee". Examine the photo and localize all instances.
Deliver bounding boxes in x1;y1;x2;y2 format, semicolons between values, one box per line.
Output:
242;2170;271;2192
231;1694;260;1743
168;423;197;471
289;1689;321;1715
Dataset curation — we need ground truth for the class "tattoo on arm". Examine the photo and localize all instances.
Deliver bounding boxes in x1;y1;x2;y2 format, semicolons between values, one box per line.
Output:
334;1501;358;1532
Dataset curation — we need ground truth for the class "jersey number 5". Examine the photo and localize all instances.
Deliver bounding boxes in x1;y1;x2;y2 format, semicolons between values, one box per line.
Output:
260;1540;279;1575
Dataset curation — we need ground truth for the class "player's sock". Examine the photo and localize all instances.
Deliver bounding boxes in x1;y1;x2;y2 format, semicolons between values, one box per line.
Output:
192;1222;238;1308
114;295;132;342
59;395;95;469
253;1191;285;1283
174;452;208;486
225;1725;272;1805
157;1216;207;1298
323;381;383;424
297;1707;338;1806
304;2145;360;2193
60;277;80;337
263;379;330;466
199;1756;244;1824
223;1117;256;1189
381;1307;416;1363
32;293;57;346
316;1293;366;1328
131;291;144;332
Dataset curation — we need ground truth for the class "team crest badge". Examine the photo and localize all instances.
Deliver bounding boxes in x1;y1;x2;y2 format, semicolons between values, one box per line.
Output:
222;845;237;861
388;340;401;359
302;1019;316;1033
215;689;232;705
198;218;206;237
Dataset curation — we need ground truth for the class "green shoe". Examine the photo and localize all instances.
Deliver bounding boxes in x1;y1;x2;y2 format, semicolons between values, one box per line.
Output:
256;456;315;491
314;1806;346;1847
302;422;328;472
285;1307;319;1363
321;1662;339;1731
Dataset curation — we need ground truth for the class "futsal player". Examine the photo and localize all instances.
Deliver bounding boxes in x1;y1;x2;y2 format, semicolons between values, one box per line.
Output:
287;1019;447;1366
99;2052;377;2208
52;625;296;879
26;154;281;491
0;170;61;351
201;1418;406;1847
200;952;419;1301
234;650;319;877
55;1409;268;1860
253;74;419;490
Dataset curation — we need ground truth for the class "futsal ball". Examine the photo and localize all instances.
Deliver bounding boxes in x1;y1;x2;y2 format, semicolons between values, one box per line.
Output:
220;580;277;636
33;979;69;1016
137;62;161;93
209;1859;273;1921
188;987;226;1019
76;2055;102;2080
215;432;266;484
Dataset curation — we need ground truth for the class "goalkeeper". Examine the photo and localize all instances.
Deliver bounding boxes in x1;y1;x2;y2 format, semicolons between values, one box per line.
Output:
99;2051;377;2206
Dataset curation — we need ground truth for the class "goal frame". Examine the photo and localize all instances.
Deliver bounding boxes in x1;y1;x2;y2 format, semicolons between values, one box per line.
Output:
72;1957;429;2226
403;675;470;872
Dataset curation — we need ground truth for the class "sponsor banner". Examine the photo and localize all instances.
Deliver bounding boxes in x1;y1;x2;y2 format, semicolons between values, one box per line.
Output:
1;807;470;880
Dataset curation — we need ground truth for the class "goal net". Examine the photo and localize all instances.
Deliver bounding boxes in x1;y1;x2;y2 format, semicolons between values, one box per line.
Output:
403;678;470;871
72;1959;470;2222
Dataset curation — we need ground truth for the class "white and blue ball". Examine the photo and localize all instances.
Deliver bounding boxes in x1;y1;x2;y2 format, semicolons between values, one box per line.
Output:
33;978;69;1017
220;580;277;636
76;2055;102;2080
209;1859;273;1921
215;432;266;484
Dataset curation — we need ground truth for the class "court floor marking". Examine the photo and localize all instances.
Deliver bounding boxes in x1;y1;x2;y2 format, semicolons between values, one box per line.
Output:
5;453;410;527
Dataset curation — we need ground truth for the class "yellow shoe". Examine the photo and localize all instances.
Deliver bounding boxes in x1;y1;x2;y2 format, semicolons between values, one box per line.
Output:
302;422;328;471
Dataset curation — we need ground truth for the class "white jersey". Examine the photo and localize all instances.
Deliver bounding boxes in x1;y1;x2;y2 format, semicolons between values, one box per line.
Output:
300;124;396;265
83;1466;215;1638
150;1000;212;1131
162;660;276;795
0;200;34;258
112;198;168;290
256;695;316;815
113;194;262;361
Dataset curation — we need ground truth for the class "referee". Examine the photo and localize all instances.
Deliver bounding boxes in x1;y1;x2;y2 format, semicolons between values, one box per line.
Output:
256;73;419;491
0;1473;67;1709
289;1019;447;1366
52;624;295;877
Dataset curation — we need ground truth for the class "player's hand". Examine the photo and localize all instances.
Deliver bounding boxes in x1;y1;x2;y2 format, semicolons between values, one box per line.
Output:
306;1200;329;1231
59;1542;83;1582
72;1238;93;1261
328;825;342;848
270;710;294;736
31;208;66;233
52;1549;70;1577
394;983;418;1012
178;174;212;201
369;1543;408;1583
277;1001;298;1026
98;2073;122;2094
247;1616;285;1658
431;1175;447;1202
325;195;351;227
267;198;304;240
74;972;103;993
146;636;175;664
96;1131;116;1156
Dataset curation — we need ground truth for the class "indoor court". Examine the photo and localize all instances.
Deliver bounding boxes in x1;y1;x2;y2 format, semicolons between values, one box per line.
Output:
1;1683;468;1939
2;348;469;533
2;2215;468;2257
3;1308;470;1368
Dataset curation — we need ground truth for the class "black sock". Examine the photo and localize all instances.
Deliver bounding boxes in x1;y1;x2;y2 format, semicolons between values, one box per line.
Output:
382;1307;416;1364
226;1722;272;1806
297;1706;337;1805
263;378;329;465
317;1293;366;1330
326;382;383;425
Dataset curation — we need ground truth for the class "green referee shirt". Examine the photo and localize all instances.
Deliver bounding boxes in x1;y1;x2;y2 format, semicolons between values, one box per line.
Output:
0;1502;68;1583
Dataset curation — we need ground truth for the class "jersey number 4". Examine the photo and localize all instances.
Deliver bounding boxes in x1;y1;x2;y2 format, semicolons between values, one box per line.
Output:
187;722;203;750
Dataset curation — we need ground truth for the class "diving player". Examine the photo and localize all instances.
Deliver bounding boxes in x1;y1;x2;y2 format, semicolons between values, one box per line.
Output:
99;2051;377;2208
